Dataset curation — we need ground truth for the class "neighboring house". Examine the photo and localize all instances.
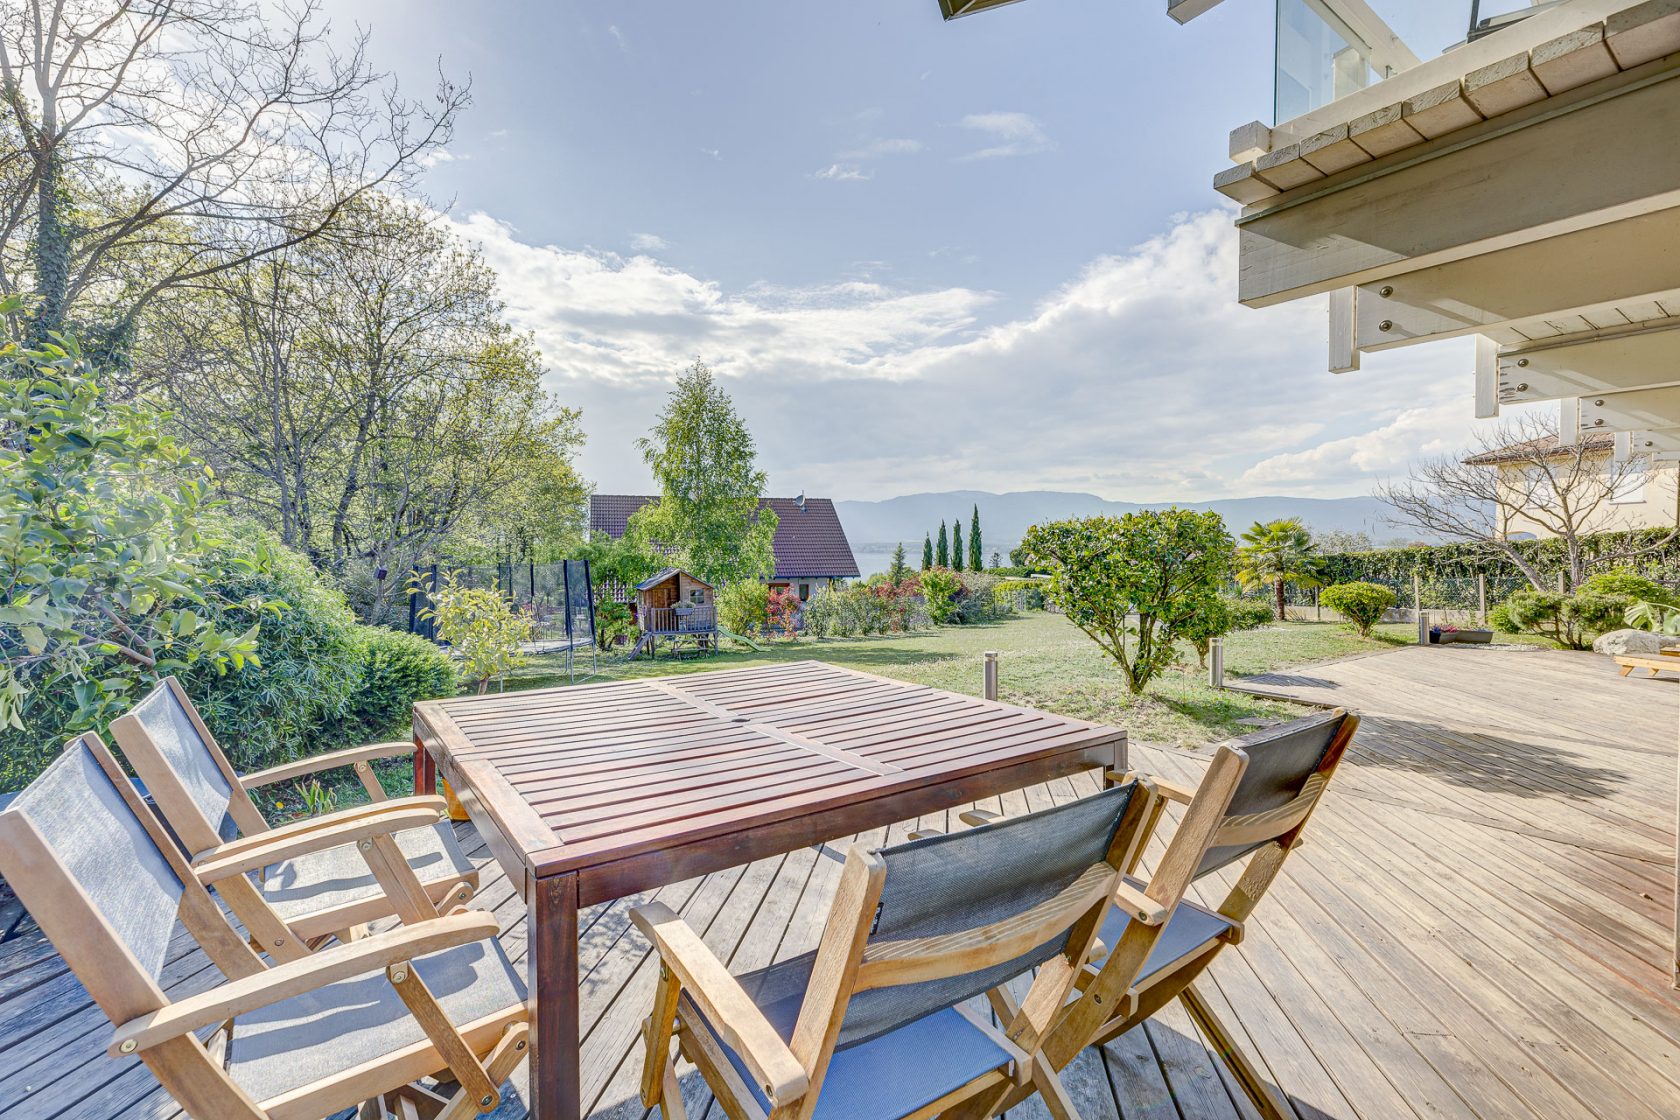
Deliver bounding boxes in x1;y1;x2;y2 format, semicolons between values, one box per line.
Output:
1463;433;1680;539
588;494;861;599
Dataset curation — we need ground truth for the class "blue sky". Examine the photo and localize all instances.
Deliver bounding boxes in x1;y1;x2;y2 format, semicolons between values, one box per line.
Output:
338;0;1481;501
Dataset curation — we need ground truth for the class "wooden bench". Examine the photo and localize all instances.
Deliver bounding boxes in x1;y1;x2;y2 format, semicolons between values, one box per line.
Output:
1615;654;1680;677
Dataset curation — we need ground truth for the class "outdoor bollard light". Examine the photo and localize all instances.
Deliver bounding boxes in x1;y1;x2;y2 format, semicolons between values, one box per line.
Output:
1209;637;1224;690
983;650;999;701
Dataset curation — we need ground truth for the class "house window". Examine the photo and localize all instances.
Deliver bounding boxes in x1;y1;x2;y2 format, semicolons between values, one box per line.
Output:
1610;463;1648;505
799;583;811;600
689;588;705;604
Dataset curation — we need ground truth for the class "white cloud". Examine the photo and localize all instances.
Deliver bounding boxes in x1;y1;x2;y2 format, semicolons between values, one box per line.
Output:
629;232;668;252
838;137;924;161
451;208;1479;501
700;147;722;160
607;24;628;51
957;112;1054;160
420;148;462;168
812;163;872;182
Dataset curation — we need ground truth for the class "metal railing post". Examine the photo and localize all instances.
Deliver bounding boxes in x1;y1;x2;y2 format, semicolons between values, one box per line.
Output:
1478;573;1487;622
983;651;999;701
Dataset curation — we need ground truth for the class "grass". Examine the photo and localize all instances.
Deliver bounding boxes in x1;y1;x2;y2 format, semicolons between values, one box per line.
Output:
499;612;1438;750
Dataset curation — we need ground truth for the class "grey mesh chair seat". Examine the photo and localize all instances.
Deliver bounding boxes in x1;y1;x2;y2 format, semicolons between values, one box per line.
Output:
227;938;526;1106
254;820;475;921
1094;880;1236;986
693;953;1014;1120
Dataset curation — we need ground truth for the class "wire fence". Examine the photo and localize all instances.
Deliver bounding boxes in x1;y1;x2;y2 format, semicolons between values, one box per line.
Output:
1274;573;1680;624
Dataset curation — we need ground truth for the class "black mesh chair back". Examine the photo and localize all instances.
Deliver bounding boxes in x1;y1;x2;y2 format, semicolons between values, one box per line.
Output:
3;736;185;984
1195;708;1352;878
838;783;1135;1047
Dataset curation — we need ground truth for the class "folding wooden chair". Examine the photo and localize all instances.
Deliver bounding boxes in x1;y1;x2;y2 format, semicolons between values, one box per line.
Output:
630;781;1159;1120
994;707;1359;1120
112;677;478;961
0;734;529;1120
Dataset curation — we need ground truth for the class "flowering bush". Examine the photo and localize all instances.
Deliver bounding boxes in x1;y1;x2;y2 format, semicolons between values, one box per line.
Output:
767;587;801;639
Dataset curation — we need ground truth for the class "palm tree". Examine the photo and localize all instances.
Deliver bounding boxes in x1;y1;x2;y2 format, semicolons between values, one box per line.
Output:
1236;519;1323;621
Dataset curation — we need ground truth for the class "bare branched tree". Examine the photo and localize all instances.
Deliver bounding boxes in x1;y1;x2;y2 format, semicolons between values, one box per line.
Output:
1376;411;1679;589
0;0;467;351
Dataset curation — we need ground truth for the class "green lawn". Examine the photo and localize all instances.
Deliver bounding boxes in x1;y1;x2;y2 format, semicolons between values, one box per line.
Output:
501;612;1436;750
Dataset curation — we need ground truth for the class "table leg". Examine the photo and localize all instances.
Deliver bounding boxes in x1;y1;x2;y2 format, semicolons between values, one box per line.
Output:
413;736;437;796
530;873;581;1119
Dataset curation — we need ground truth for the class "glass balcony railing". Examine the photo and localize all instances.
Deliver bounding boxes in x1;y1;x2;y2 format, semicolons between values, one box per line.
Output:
1273;0;1572;123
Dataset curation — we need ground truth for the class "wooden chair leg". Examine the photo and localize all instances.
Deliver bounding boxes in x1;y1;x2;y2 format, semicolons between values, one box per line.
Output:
1031;1055;1082;1120
435;1022;530;1120
660;1063;690;1120
1179;982;1293;1120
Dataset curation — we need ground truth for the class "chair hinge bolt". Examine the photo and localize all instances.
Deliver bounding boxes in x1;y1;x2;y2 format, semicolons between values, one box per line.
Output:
119;1039;137;1054
480;1094;495;1108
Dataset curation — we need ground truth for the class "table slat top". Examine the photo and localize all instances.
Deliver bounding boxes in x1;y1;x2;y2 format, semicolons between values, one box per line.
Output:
416;660;1122;878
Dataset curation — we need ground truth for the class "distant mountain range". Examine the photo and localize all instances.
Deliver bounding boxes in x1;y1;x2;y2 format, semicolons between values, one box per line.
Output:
835;490;1422;574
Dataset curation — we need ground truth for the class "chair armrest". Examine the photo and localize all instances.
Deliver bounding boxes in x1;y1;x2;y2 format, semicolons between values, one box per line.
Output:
1151;777;1198;805
109;910;500;1057
192;803;449;882
201;796;449;863
630;902;808;1105
241;741;416;790
1112;880;1169;926
958;808;1003;828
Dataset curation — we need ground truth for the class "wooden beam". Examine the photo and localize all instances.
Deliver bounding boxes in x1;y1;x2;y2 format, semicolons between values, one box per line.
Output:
1620;428;1680;454
1475;336;1500;418
1237;68;1680;307
1166;0;1228;25
1352;209;1680;350
1498;317;1680;405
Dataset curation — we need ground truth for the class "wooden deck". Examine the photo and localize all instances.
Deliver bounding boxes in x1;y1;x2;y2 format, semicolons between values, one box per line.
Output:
2;643;1677;1119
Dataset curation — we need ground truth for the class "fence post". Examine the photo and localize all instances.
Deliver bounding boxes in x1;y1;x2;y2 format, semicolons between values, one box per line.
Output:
1314;588;1321;621
1412;571;1422;620
1209;637;1224;690
1556;570;1567;594
1477;573;1487;623
983;651;999;701
1418;610;1431;646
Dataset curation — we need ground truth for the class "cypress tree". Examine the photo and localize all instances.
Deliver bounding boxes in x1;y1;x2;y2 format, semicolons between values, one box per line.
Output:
969;504;983;570
922;533;933;571
936;521;949;567
952;522;965;571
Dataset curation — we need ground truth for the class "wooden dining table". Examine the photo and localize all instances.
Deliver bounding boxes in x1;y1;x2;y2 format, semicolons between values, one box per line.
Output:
411;659;1127;1120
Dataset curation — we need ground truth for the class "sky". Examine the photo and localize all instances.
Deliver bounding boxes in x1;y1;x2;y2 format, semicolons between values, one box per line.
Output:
333;0;1493;502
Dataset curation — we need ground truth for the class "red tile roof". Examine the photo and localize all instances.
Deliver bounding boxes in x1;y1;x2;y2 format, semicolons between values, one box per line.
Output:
1461;433;1614;465
589;495;860;580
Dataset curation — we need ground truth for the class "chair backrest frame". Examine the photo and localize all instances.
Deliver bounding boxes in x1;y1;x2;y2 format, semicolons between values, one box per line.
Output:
781;781;1156;1120
111;677;271;859
1041;708;1358;1072
0;735;270;1119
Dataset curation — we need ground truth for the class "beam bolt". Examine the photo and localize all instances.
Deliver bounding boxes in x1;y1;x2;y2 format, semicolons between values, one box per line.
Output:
1378;319;1393;332
1516;358;1529;367
1379;285;1393;297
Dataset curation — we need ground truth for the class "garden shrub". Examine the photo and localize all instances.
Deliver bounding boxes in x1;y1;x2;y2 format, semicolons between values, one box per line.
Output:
595;601;636;649
1488;600;1522;634
344;627;456;744
1319;581;1398;637
1502;588;1632;649
767;587;801;638
920;568;962;624
951;572;1010;624
1178;597;1235;668
1226;598;1276;631
717;581;769;636
1577;568;1676;605
994;578;1047;610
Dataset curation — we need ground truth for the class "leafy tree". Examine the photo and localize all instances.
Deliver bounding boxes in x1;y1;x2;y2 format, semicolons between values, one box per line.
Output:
887;542;910;585
0;0;464;348
0;329;263;740
630;361;777;585
1319;581;1397;637
1022;511;1235;694
1179;597;1235;669
1314;528;1374;554
577;535;663;610
990;550;1001;570
922;534;934;571
416;570;533;693
969;505;983;571
717;581;770;637
952;521;965;572
1237;519;1323;621
936;521;949;567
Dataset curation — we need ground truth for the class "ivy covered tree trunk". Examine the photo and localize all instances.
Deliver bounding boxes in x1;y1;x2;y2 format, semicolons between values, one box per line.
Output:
31;139;70;343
